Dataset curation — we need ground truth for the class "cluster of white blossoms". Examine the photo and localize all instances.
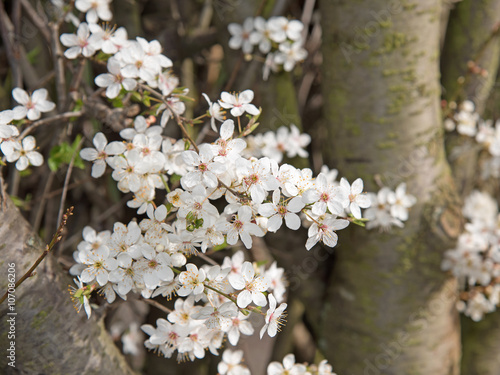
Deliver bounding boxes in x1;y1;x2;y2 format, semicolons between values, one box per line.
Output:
444;99;500;179
442;190;500;321
228;17;308;80
70;231;288;360
0;88;55;170
244;124;311;163
363;183;417;231
444;100;480;137
217;350;337;375
79;86;370;250
72;105;372;358
50;0;372;367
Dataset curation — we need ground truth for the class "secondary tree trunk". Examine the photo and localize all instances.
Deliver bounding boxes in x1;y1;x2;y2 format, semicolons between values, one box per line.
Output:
318;1;461;374
0;194;135;375
440;1;500;373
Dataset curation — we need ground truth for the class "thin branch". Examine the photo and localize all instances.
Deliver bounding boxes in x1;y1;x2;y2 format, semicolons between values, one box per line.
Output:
0;206;74;304
139;83;200;152
69;58;87;93
19;110;84;138
32;171;56;233
224;54;244;92
56;137;83;228
140;297;173;314
198;252;219;266
34;177;91;201
50;23;67;110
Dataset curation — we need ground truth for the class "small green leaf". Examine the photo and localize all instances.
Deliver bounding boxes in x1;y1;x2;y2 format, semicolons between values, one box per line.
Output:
26;46;41;64
18;169;32;177
48;135;84;172
142;93;151;107
111;96;124;108
351;217;367;227
212;240;228;252
131;92;142;103
170;174;181;184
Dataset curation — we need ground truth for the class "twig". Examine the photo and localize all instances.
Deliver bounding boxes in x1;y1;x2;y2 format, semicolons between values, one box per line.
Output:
139;83;200;152
33;176;91;202
198;252;219;266
19;110;84;138
224;54;244;92
34;71;56;90
69;58;87;93
0;206;74;304
8;169;20;198
56;137;83;228
50;23;67;111
32;171;55;233
140;297;173;314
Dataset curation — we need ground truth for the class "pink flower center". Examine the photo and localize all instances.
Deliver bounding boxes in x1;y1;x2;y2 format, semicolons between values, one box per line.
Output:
320;192;330;202
233;220;243;230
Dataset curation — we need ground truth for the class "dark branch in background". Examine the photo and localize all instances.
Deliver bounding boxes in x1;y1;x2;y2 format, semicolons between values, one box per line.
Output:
447;22;500;110
84;97;139;132
57;138;83;228
0;0;23;89
19;0;51;43
19;111;84;138
50;23;67;111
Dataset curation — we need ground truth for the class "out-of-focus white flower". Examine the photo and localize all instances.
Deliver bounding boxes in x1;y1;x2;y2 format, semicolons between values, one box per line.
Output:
75;0;112;24
60;22;103;59
12;88;55;121
228;17;254;54
218;349;251;375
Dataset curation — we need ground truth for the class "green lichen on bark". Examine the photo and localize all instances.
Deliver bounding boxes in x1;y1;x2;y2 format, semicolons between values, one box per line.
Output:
318;1;461;374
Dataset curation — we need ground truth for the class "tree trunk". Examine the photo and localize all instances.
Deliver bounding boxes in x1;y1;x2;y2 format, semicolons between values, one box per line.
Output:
318;1;461;374
0;195;135;375
440;1;500;373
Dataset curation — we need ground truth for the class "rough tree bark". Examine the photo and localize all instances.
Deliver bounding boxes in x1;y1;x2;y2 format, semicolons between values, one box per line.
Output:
317;1;461;374
0;194;135;375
